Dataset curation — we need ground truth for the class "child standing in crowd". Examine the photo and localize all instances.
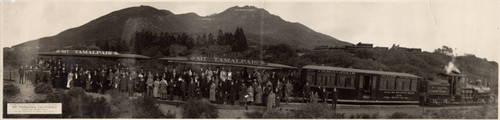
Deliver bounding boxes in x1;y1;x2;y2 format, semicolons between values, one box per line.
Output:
129;71;136;96
255;81;263;105
209;81;217;103
160;75;168;99
267;90;276;111
146;71;154;97
153;74;160;98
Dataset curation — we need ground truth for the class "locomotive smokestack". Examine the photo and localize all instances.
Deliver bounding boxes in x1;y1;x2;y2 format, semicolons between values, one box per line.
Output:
445;56;460;74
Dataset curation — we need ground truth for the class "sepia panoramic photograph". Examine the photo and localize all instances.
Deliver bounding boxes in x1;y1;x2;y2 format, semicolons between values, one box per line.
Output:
1;0;498;119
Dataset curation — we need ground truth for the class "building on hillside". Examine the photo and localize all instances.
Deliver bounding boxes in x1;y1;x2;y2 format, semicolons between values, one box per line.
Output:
314;45;331;50
355;42;373;48
374;46;389;50
409;48;422;52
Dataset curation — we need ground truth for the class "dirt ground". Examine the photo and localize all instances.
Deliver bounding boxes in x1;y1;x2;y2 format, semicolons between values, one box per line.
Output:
156;99;497;119
156;101;424;118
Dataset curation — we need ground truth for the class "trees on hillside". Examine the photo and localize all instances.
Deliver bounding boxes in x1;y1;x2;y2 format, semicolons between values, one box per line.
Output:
128;27;249;57
434;45;454;56
232;27;249;52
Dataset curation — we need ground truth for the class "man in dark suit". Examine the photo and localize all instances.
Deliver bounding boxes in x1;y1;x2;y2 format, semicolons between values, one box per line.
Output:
19;66;24;84
322;87;329;104
332;86;338;110
303;82;311;103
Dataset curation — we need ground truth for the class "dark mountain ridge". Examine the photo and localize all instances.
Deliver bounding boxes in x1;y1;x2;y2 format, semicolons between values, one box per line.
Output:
13;5;351;50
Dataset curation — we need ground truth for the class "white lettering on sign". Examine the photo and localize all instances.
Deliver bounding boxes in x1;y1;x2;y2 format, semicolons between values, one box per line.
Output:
188;56;267;65
7;103;62;114
56;50;120;55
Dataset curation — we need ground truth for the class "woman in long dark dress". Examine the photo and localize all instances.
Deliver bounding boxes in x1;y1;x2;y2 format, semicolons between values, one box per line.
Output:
120;71;129;92
53;67;60;88
60;66;68;89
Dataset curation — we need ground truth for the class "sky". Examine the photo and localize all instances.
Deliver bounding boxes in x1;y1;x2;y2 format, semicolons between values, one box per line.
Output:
1;0;499;62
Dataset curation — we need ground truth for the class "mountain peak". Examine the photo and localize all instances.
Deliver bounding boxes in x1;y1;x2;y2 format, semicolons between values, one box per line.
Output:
114;5;174;16
220;5;270;15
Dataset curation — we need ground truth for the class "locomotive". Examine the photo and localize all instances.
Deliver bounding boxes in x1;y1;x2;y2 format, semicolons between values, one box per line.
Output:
301;64;495;105
420;72;494;105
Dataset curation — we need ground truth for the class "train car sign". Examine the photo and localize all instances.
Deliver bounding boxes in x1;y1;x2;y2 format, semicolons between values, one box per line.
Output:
55;50;119;55
188;56;267;66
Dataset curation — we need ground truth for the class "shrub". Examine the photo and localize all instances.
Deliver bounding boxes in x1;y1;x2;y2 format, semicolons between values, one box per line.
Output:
131;96;166;118
245;110;264;118
262;109;292;118
389;112;418;119
423;106;495;119
37;88;114;118
34;83;53;94
4;84;20;96
291;103;343;119
164;110;176;118
181;99;218;118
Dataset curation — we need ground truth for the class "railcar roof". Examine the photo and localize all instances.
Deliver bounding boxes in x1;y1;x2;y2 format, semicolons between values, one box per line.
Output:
38;52;152;59
303;65;420;78
158;57;296;69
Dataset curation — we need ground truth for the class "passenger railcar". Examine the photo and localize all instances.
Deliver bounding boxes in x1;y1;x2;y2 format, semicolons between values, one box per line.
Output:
301;65;421;104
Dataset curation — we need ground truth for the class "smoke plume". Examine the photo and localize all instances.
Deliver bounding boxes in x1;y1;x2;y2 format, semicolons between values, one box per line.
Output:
445;56;461;74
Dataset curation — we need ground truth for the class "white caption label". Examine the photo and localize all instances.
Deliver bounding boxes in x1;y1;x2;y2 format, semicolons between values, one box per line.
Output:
7;103;62;114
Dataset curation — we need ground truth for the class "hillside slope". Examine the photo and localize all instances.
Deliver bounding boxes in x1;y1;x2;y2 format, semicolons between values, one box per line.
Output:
12;5;351;51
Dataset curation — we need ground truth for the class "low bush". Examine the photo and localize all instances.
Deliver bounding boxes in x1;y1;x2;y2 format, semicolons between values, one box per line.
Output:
245;110;264;118
389;112;418;119
292;103;343;119
39;88;113;118
423;106;495;119
4;84;20;96
131;96;166;118
181;99;218;118
34;83;53;94
164;110;177;118
262;109;292;118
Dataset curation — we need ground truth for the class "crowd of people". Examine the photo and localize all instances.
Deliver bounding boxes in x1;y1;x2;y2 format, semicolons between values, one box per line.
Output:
19;57;315;110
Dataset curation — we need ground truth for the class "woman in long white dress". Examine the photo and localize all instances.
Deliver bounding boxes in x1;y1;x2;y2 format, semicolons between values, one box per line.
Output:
67;70;74;89
153;73;160;98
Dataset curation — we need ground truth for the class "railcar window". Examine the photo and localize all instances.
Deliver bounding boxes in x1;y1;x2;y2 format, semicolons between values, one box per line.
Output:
372;76;378;90
314;74;323;85
359;75;364;88
410;79;417;91
379;78;387;90
327;75;336;86
323;76;328;85
345;74;355;88
403;78;411;91
345;78;352;87
320;75;326;86
396;78;404;90
387;78;395;90
307;75;313;85
338;75;345;87
337;74;347;87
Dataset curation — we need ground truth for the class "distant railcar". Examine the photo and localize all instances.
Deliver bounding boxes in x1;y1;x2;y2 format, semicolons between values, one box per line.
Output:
301;65;421;104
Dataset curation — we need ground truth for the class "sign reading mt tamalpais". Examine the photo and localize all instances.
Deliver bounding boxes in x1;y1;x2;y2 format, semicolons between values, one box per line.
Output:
188;56;267;65
38;50;151;59
56;50;120;55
